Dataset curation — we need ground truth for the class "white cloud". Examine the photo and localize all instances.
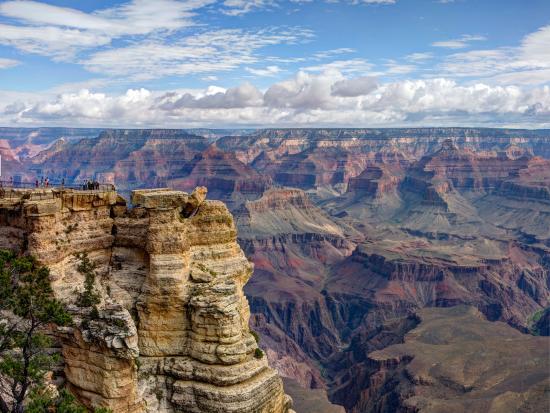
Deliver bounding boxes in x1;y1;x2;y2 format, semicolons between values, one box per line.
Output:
312;48;355;59
221;0;277;15
405;52;433;62
220;0;395;14
384;61;416;74
302;58;374;74
439;25;550;85
263;70;355;110
331;76;378;97
328;0;396;4
432;34;486;49
0;0;212;35
0;0;214;59
0;23;111;60
82;27;313;80
0;58;20;69
519;24;550;69
6;71;550;128
355;0;396;3
20;88;152;121
156;82;263;109
246;65;283;77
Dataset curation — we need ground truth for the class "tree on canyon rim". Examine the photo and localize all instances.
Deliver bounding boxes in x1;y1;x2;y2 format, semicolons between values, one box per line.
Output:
0;249;74;413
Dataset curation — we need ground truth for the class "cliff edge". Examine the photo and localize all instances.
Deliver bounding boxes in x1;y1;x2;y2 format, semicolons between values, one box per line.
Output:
0;187;294;413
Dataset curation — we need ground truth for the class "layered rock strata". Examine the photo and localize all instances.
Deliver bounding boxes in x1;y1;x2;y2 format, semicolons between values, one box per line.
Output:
0;187;293;413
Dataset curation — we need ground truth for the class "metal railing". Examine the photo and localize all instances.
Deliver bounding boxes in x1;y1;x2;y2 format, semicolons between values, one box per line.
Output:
0;180;116;200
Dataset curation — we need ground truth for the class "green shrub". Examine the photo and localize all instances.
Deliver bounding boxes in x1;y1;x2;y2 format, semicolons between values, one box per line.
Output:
250;330;260;344
254;348;264;359
75;253;101;308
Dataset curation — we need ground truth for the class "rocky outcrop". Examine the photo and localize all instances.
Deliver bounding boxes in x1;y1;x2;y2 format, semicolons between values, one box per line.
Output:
0;187;293;413
347;165;402;198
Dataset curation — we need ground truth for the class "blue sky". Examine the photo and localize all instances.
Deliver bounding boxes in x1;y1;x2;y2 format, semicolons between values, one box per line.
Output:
0;0;549;128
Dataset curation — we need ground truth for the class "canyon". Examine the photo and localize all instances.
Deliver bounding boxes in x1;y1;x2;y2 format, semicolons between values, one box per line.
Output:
0;127;549;412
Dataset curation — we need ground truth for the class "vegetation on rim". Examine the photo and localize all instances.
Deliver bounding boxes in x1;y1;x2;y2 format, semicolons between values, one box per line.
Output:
0;249;111;412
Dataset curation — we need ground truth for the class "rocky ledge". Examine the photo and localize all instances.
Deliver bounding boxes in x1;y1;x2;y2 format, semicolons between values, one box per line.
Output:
0;187;294;413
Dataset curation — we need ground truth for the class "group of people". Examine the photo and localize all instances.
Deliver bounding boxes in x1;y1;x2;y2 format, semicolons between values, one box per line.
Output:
83;180;101;191
34;177;55;188
0;176;15;187
0;176;114;192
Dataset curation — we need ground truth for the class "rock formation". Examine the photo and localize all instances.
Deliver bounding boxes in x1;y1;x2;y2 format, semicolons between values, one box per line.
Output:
0;187;293;413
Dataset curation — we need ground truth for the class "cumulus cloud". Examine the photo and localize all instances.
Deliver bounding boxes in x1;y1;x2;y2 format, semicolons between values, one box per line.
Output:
156;83;263;109
19;89;152;121
331;76;378;97
264;70;344;109
5;71;550;128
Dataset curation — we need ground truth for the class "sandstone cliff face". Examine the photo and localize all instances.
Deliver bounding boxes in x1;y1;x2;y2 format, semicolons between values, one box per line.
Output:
0;187;293;413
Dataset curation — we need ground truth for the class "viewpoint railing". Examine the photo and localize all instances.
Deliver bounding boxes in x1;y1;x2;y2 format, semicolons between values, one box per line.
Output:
0;180;116;200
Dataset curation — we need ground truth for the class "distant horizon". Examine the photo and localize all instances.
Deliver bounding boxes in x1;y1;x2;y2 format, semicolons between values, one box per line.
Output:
2;125;550;132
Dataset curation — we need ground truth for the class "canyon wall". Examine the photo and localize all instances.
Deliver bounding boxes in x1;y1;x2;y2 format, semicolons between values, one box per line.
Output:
0;187;293;413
